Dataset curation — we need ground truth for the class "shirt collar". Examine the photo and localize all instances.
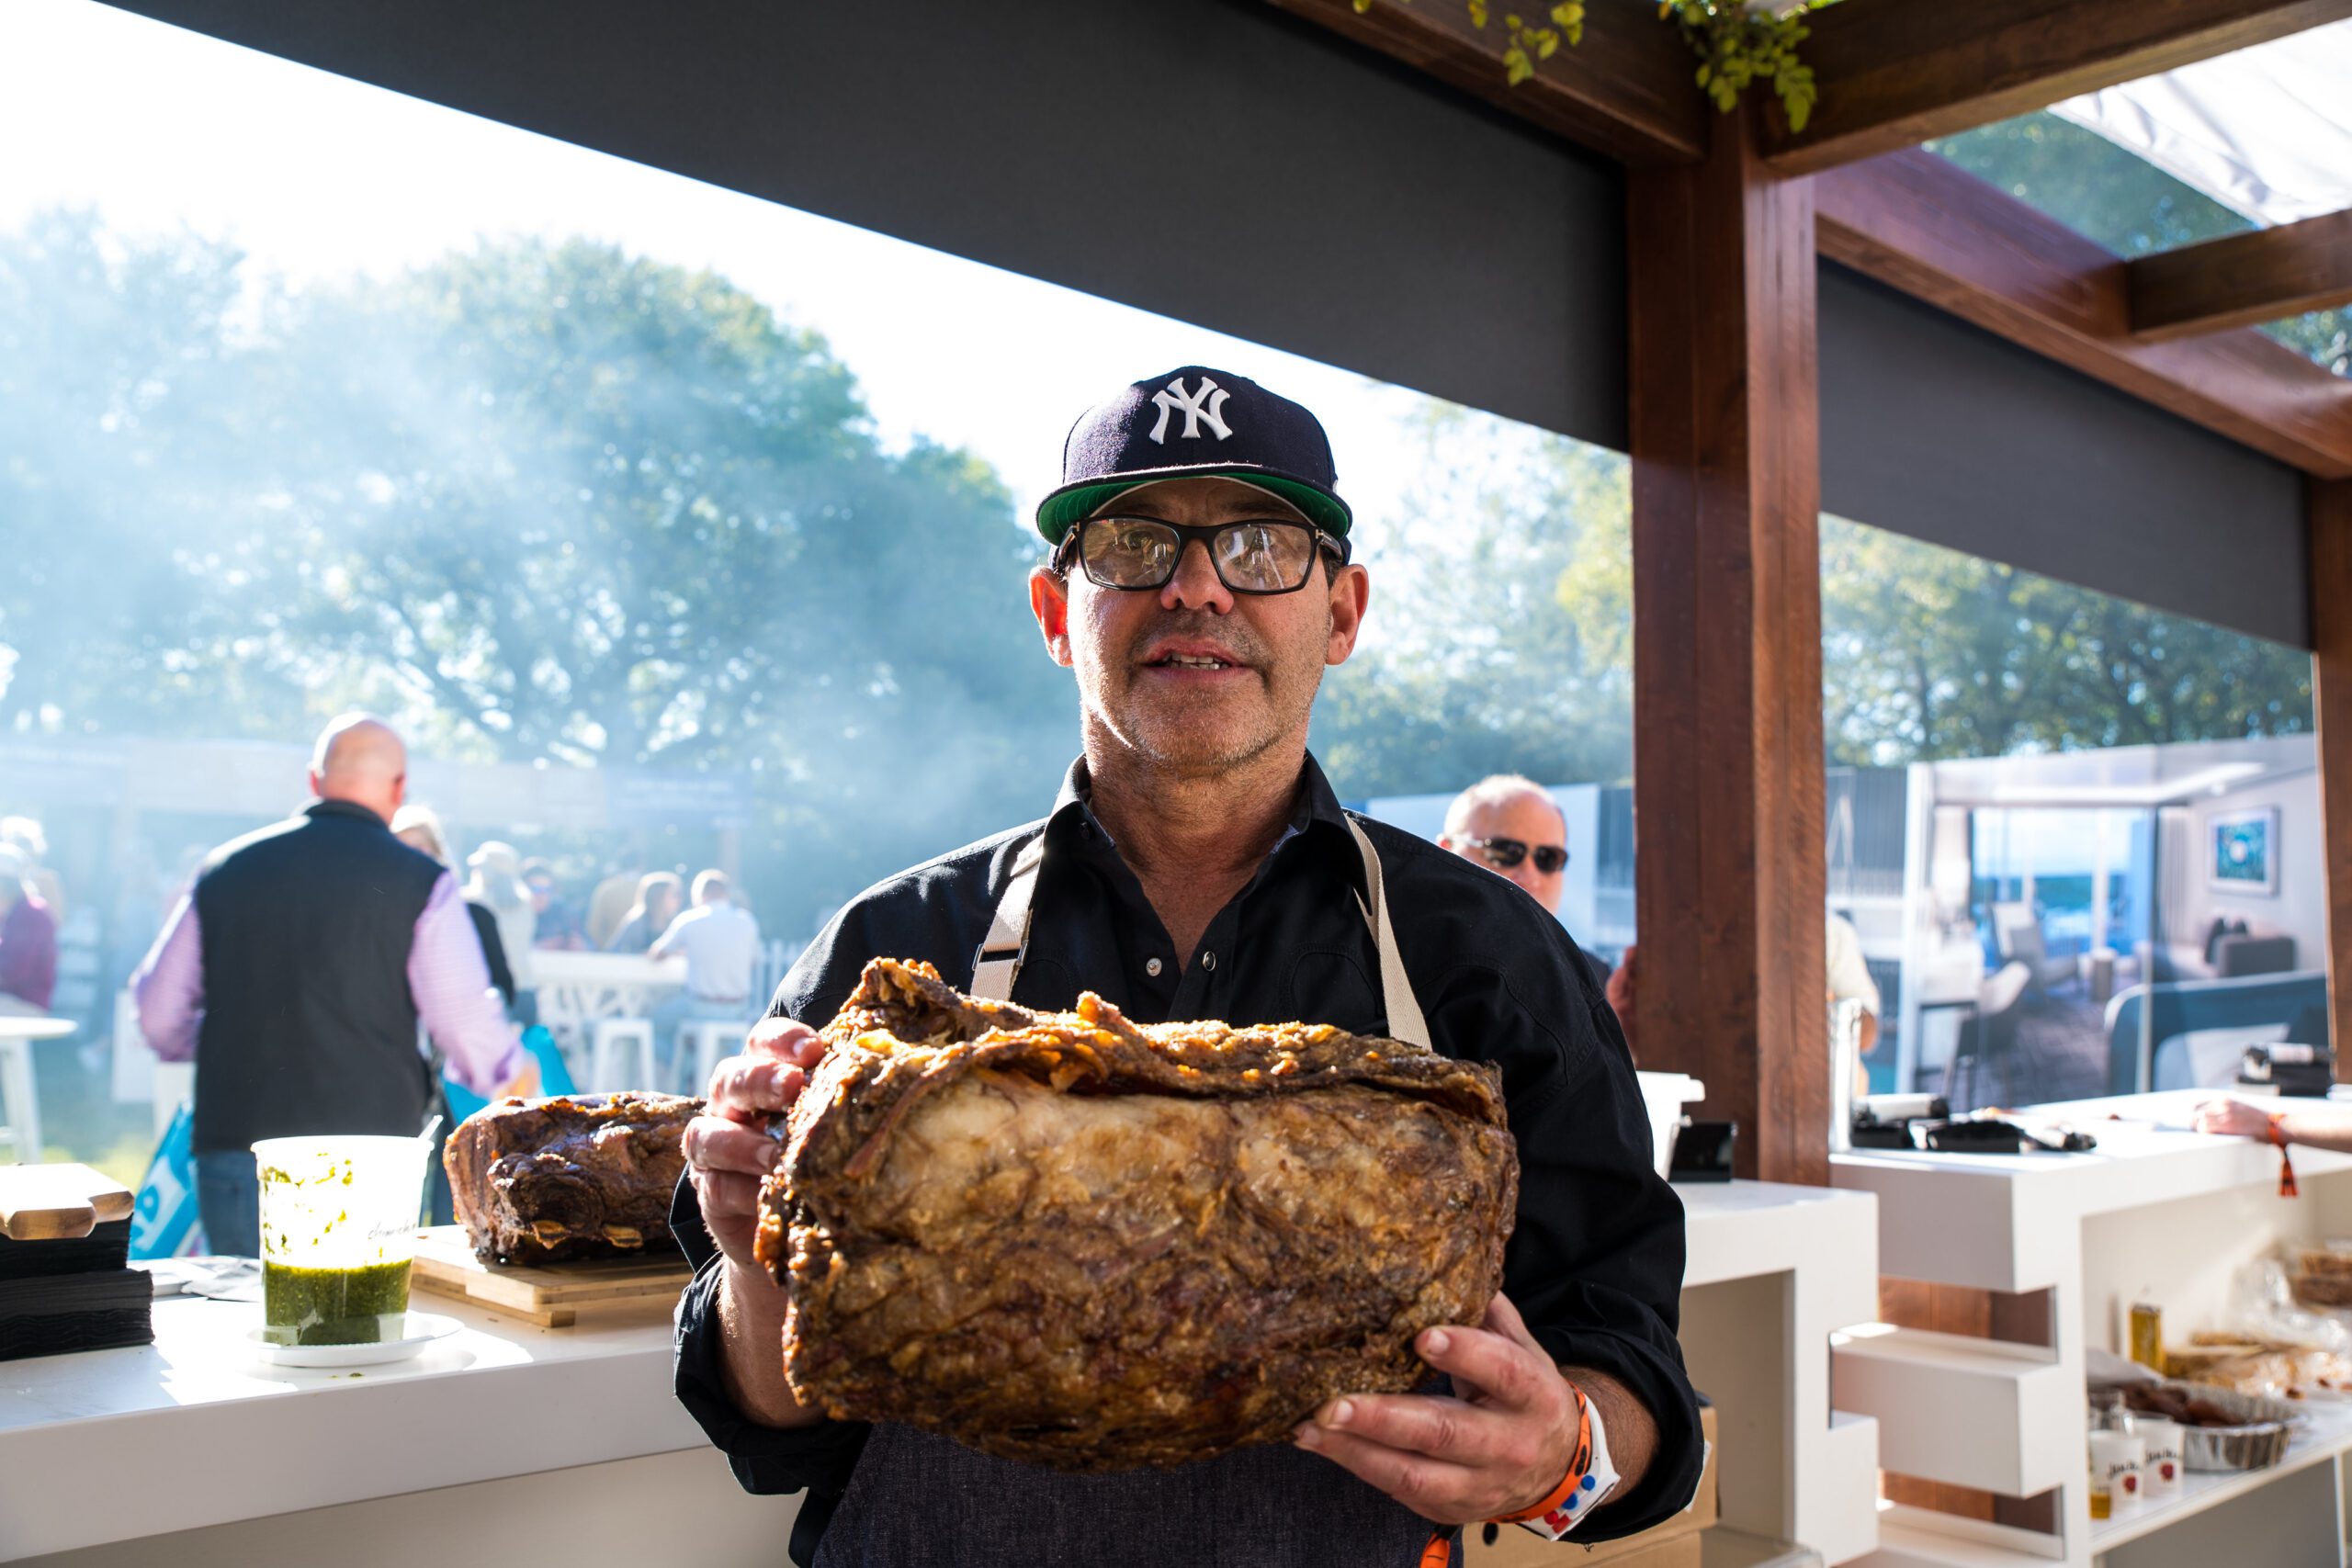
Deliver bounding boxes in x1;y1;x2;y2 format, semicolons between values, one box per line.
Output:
1047;752;1353;858
303;797;391;829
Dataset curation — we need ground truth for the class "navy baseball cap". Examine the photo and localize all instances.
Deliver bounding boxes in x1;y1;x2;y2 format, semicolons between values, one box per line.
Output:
1035;367;1352;545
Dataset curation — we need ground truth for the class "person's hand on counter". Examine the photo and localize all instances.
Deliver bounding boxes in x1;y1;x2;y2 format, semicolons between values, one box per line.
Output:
683;1016;829;1428
2193;1097;2352;1155
2193;1098;2276;1141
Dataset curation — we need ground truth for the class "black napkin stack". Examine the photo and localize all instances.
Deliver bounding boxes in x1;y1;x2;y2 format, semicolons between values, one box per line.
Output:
0;1217;154;1360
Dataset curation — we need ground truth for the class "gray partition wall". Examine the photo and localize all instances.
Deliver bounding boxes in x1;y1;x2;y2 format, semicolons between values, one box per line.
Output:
1817;265;2312;649
96;0;2312;648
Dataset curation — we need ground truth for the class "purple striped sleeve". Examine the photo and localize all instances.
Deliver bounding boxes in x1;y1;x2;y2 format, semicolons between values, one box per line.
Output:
131;890;204;1063
410;871;526;1096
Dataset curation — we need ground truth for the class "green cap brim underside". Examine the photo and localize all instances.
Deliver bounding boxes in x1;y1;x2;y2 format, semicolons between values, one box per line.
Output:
1035;470;1352;545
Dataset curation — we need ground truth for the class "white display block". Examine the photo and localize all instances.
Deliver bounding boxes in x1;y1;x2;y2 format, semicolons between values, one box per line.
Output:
1680;1179;1884;1565
1831;1326;2074;1495
1834;1088;2352;1568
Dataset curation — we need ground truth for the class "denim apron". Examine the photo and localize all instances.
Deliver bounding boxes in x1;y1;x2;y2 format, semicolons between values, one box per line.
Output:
812;818;1444;1568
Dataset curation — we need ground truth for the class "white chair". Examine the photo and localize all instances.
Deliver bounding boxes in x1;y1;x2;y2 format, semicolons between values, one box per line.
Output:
0;1034;40;1163
586;1016;658;1094
680;1018;757;1098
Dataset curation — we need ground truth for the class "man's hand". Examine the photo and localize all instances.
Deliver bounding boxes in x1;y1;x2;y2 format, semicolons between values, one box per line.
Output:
1295;1293;1583;1525
682;1015;831;1430
682;1016;826;1272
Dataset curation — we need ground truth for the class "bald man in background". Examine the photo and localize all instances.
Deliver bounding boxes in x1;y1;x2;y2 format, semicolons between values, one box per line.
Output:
134;713;534;1254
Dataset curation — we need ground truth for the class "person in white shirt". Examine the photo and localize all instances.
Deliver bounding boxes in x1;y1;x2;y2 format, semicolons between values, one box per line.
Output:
1826;910;1881;1059
651;870;760;1086
1607;910;1880;1086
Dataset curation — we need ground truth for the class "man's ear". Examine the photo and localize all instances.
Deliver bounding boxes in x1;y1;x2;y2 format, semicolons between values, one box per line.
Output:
1325;562;1371;666
1030;566;1075;669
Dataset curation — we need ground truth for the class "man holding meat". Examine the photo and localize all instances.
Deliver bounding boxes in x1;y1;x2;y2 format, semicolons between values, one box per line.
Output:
673;368;1702;1565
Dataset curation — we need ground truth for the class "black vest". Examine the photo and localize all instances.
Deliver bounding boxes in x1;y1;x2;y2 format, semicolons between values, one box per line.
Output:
190;799;445;1154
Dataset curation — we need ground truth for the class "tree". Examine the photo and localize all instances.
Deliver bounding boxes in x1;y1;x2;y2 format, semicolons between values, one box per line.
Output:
0;209;312;738
0;220;1075;931
1313;403;1634;797
1819;514;2312;764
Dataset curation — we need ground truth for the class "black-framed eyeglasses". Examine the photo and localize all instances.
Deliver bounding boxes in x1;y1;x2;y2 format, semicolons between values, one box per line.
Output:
1057;516;1350;595
1465;836;1568;875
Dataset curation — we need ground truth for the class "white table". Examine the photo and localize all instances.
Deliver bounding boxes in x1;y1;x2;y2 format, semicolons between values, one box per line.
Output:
0;1015;73;1164
1832;1089;2352;1568
528;950;685;1069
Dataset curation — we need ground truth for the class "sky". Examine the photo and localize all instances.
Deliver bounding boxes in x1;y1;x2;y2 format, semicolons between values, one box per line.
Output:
0;0;1455;539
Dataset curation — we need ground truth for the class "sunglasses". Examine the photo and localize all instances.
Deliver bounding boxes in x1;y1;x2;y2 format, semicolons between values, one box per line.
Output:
1060;516;1350;595
1465;836;1568;875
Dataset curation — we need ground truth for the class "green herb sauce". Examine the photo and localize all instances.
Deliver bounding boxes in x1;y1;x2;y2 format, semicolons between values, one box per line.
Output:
261;1259;412;1346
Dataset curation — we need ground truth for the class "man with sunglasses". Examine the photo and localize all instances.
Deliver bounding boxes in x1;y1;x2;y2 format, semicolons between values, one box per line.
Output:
1439;774;1573;915
673;367;1702;1567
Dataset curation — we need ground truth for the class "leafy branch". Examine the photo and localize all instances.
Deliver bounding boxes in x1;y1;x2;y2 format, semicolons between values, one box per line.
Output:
1351;0;1827;132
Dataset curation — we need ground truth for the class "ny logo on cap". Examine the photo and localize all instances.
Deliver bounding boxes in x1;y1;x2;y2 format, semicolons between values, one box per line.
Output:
1148;376;1233;445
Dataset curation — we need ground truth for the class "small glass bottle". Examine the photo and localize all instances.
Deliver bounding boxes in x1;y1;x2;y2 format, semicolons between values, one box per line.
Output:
2129;1298;2164;1373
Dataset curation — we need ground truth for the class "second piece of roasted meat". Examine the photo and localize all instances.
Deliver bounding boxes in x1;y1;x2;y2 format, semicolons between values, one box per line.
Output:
759;958;1518;1472
445;1090;700;1264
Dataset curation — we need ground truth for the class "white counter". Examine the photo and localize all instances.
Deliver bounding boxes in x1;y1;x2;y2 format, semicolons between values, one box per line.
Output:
0;1292;789;1565
1832;1089;2352;1568
2;1179;1883;1566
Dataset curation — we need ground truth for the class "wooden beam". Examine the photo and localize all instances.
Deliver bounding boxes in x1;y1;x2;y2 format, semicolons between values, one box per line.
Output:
1815;149;2352;479
2131;208;2352;340
1628;106;1829;1186
1767;0;2352;175
2317;479;2352;1072
1264;0;1707;166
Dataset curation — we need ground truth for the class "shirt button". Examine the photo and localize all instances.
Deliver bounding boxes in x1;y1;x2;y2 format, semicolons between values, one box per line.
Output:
1146;957;1163;977
1202;952;1216;971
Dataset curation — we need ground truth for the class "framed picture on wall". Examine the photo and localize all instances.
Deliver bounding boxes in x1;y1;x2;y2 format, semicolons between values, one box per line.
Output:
2210;807;2280;896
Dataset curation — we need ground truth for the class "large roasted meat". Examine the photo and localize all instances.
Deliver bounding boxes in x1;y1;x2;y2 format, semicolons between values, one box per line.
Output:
446;1091;700;1264
758;958;1517;1472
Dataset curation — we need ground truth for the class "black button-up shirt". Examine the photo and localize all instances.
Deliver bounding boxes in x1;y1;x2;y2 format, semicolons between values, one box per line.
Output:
673;755;1702;1563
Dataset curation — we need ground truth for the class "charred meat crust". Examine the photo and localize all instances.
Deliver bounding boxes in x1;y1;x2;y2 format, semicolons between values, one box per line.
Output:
759;958;1517;1472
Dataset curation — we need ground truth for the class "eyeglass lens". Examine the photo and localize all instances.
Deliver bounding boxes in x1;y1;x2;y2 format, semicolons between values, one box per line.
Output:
1079;518;1320;593
1476;837;1568;874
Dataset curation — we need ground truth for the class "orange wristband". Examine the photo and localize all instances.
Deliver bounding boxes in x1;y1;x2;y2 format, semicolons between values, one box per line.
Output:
1488;1387;1595;1525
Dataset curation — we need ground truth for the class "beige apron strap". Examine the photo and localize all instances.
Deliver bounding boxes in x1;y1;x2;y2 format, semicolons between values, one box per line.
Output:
969;831;1046;1001
1345;817;1430;1049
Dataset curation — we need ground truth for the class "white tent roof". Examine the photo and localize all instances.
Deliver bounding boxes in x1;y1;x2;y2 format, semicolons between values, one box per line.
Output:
2051;19;2352;228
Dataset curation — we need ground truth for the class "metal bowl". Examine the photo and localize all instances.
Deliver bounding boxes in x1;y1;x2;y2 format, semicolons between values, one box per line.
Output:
2145;1383;2301;1472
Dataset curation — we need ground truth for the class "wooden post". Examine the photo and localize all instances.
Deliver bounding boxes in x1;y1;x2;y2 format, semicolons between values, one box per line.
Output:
1627;106;1829;1187
2317;478;2352;1065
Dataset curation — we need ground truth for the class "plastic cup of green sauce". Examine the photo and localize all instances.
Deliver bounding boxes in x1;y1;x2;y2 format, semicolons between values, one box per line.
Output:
252;1134;433;1347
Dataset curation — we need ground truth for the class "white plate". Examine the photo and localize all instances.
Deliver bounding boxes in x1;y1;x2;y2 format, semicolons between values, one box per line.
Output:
243;1311;463;1369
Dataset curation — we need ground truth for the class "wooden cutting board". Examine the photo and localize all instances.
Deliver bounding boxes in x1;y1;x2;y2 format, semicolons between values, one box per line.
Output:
0;1164;135;1242
409;1224;692;1326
